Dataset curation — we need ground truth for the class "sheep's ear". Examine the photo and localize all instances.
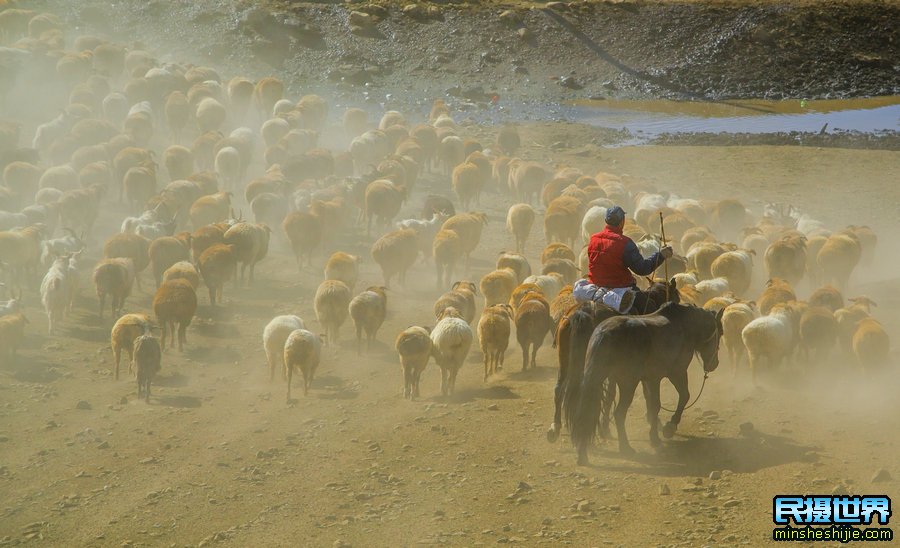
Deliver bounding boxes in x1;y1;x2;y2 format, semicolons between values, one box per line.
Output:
451;281;460;290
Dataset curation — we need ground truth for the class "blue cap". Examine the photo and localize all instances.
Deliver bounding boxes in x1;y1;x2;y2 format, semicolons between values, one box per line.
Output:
605;206;626;225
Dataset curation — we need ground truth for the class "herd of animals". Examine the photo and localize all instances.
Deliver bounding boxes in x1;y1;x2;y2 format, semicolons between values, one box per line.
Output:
0;8;893;459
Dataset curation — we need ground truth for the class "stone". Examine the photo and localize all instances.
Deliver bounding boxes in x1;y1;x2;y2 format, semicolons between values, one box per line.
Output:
487;404;499;411
738;422;754;436
517;28;532;40
708;471;722;480
349;11;374;27
76;400;92;410
723;499;741;508
658;483;670;495
872;469;892;483
499;10;521;26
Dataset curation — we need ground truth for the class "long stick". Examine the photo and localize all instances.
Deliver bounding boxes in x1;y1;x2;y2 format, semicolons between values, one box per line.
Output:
659;211;669;301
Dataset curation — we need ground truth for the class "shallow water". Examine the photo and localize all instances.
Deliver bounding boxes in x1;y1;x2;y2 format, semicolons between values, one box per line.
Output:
569;96;900;137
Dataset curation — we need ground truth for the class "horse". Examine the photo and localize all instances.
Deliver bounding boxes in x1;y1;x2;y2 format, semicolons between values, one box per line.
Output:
569;302;724;465
546;278;678;443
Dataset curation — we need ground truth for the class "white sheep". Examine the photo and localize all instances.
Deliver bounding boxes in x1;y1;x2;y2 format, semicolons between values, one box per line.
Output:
580;205;609;242
430;307;474;396
215;146;242;191
40;254;72;335
741;303;798;384
283;328;323;401
522;273;564;302
263;315;306;382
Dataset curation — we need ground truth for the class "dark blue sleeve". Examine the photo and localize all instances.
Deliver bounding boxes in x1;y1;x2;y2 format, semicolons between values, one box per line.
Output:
622;240;663;276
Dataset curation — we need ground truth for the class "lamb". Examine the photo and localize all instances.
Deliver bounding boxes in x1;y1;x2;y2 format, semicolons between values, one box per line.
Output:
689;277;730;307
110;313;153;380
40;228;85;267
430;307;474;396
282;211;322;269
757;278;797;315
163;145;194;181
721;302;758;374
163;261;200;290
764;235;807;287
808;285;844;312
349;286;388;354
214;146;242;191
149;236;191;287
314;279;352;344
262;315;306;381
741;302;799;384
103;232;151;290
580;205;608;243
0;313;28;363
195;97;226;133
433;228;462;290
283;328;323;400
371;228;419;288
92;258;135;319
541;243;577;265
396;211;450;261
152;278;197;352
522;273;564;302
478;303;513;380
197;243;236;306
324;252;360;291
541;258;579;285
132;327;162;402
438;135;464;176
687;242;732;281
396;326;433;399
189;191;232;229
509;161;548;204
433;281;477;324
40;254;72;335
514;291;552;371
496;251;531;284
798;306;838;363
223;222;271;285
544;196;584;248
441;212;488;271
364;180;406;237
852;318;890;371
190;222;229;262
816;232;861;291
480;268;518;308
506;203;535;254
835;296;876;351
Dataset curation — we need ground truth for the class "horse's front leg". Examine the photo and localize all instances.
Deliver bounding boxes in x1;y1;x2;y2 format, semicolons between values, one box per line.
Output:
615;378;640;455
547;352;568;443
643;379;662;448
663;371;689;439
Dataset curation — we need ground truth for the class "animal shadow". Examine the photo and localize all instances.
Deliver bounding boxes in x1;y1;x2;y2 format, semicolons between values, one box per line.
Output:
439;384;521;403
154;395;202;408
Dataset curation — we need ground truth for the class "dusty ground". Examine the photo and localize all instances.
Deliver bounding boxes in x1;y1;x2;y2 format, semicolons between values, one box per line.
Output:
2;1;900;547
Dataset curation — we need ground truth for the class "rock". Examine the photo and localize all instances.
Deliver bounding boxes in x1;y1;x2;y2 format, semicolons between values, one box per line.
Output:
349;11;374;27
516;28;532;40
119;396;128;405
333;541;351;548
76;400;92;410
872;469;892;483
723;499;741;508
96;441;109;449
499;10;521;26
403;4;427;19
546;2;567;10
487;404;499;411
738;422;755;436
576;500;592;512
801;451;820;463
708;471;722;480
558;76;583;90
658;483;670;495
517;481;532;491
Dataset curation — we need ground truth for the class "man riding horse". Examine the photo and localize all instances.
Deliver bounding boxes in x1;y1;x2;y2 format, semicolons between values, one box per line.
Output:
574;206;673;312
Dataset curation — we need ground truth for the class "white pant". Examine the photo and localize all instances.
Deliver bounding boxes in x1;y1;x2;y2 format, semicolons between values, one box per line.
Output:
573;279;634;313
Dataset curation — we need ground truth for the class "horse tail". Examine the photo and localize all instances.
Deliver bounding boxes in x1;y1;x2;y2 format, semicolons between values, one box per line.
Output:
563;307;596;431
570;323;615;454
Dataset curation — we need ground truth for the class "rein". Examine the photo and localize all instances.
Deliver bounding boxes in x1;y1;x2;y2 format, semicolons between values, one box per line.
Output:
660;322;718;412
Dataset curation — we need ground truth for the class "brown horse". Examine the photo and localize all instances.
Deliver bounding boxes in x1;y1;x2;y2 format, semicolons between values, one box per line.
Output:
569;303;724;465
546;279;678;443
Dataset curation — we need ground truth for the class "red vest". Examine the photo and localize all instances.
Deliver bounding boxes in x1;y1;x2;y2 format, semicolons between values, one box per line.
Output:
588;226;635;288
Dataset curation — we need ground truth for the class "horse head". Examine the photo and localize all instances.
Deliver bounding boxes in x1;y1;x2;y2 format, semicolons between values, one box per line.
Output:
695;307;724;373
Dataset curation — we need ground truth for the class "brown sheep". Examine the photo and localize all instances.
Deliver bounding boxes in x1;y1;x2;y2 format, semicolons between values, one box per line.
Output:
721;302;757;373
835;296;876;351
804;234;828;287
541;243;577;265
496;251;531;284
110;313;152;380
509;161;548;204
506;203;535;254
808;285;844;313
817;232;861;291
764;235;807;287
687;242;732;281
433;228;462;290
324;252;360;291
845;225;877;266
0;313;28;363
710;249;754;297
349;286;388;354
123;162;158;214
314;280;352;344
441;212;488;271
93;258;135;319
371;228;419;288
497;125;521;155
152;278;198;352
103;232;150;290
510;282;543;312
852;318;890;371
711;198;748;241
191;222;229;263
452;162;482;211
189;191;232;229
198;243;236;306
396;326;433;399
515;292;552;371
365;180;406;237
283;211;322;269
478;304;513;380
544;196;585;248
433;281;477;324
132;329;162;403
162;145;194;181
798;306;838;363
149;236;191;288
757;278;796;316
163;261;200;290
480;268;518;309
164;91;190;143
541;258;579;285
223;222;271;285
284;329;323;401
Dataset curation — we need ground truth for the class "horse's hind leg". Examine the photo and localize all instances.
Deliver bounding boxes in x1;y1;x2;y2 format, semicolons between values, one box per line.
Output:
643;380;663;448
599;382;616;439
614;378;639;455
663;371;689;439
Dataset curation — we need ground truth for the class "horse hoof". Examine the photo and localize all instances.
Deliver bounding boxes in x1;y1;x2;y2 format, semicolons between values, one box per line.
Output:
577;455;589;466
546;425;560;443
662;422;677;439
649;437;662;449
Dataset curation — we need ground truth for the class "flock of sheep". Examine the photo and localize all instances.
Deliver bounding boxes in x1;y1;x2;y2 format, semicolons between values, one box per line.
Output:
0;8;892;408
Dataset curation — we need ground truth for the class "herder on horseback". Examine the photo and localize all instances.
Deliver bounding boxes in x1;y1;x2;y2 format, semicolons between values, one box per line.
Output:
573;205;673;312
